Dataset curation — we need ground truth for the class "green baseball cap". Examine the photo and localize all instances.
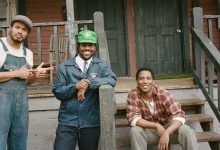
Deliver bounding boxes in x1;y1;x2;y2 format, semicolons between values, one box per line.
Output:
78;29;97;44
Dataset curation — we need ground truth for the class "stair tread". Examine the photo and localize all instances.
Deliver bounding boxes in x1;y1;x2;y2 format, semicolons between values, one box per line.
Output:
185;114;213;122
116;98;205;111
116;131;220;147
196;131;220;142
115;114;213;127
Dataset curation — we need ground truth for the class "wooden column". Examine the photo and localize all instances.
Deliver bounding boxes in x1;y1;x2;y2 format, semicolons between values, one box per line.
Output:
218;0;220;15
66;0;76;57
127;0;136;77
99;85;117;150
94;12;110;66
192;7;205;85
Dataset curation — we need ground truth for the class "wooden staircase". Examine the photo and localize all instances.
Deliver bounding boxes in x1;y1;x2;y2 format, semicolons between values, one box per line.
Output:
115;98;220;150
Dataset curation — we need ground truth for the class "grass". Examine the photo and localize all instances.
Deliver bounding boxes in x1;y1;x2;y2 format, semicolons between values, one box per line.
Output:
154;72;193;80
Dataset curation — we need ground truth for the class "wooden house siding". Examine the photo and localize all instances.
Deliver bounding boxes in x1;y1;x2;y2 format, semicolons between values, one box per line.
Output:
0;0;220;76
188;0;220;62
201;0;220;49
26;0;66;65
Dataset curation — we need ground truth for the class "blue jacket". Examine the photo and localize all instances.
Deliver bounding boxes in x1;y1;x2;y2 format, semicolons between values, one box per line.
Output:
52;56;117;128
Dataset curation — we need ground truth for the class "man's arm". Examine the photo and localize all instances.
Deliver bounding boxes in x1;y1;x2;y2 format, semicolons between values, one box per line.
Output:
52;63;79;101
158;120;182;150
136;118;166;135
157;90;185;150
88;61;117;89
27;62;52;85
0;65;30;83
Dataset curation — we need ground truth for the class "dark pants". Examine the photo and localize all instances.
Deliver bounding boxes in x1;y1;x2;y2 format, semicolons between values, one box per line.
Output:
54;124;100;150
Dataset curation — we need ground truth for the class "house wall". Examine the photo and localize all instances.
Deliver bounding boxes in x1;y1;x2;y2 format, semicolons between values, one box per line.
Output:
200;0;220;49
26;0;66;65
188;0;220;63
25;0;220;75
26;0;65;22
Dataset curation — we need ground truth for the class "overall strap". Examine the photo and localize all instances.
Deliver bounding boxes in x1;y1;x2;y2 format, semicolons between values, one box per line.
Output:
0;39;26;57
22;46;27;57
0;39;9;52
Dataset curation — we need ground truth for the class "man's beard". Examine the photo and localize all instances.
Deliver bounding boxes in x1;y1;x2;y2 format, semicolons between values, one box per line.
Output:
9;31;25;43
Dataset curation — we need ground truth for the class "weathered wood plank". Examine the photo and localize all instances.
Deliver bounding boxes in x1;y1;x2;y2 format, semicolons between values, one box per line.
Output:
99;85;117;150
66;0;76;57
94;12;111;66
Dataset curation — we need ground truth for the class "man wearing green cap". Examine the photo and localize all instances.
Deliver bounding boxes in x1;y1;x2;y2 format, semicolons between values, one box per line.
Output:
52;29;117;150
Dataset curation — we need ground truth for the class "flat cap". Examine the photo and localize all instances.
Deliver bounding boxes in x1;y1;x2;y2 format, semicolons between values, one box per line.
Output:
11;15;33;32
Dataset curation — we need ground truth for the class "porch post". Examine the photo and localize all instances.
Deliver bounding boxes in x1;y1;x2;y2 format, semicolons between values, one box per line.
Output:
127;0;136;76
192;7;206;85
93;12;110;66
218;0;220;15
66;0;76;57
99;85;117;150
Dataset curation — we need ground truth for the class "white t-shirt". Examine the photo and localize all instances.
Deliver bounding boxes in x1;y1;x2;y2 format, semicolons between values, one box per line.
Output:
0;37;33;68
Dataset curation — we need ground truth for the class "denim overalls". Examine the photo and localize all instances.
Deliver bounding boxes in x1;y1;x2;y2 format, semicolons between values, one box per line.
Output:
0;39;29;150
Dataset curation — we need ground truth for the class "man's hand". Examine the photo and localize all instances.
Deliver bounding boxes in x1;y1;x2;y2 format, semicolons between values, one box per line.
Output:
76;79;90;101
158;130;169;150
77;89;86;101
16;64;31;79
76;79;90;90
156;123;165;136
32;62;53;79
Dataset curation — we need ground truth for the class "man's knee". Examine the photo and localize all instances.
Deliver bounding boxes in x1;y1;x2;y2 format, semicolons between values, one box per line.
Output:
178;124;196;138
130;126;144;137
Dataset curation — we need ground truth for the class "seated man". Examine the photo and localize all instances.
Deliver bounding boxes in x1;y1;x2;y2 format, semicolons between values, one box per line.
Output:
126;67;198;150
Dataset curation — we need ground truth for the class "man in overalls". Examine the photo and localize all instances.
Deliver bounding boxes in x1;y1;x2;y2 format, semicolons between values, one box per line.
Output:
0;15;51;150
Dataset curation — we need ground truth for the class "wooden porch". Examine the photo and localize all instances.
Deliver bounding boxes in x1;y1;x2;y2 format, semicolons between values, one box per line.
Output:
26;76;220;150
0;5;220;149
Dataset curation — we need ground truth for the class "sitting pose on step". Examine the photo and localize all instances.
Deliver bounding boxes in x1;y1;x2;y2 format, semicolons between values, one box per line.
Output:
126;67;198;150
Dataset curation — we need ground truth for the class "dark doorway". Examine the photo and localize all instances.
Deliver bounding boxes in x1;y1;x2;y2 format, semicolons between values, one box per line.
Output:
134;0;183;74
75;0;128;77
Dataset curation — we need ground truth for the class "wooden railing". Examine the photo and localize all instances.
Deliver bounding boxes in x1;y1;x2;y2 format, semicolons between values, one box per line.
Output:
192;7;220;122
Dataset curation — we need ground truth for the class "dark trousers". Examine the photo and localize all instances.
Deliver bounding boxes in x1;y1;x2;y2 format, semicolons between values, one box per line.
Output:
54;124;100;150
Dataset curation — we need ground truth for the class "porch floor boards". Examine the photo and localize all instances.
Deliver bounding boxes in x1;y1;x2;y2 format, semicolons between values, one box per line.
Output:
27;77;195;95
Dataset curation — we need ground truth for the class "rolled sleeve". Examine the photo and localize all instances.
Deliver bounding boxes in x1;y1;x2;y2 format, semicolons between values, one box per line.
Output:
131;116;141;127
172;117;186;125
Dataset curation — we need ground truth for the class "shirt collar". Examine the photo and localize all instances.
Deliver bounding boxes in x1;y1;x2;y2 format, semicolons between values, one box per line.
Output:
75;55;92;71
76;55;93;64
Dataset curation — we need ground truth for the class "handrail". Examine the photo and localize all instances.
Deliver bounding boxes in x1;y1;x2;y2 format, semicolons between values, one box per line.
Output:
191;28;220;71
192;7;220;123
191;27;220;122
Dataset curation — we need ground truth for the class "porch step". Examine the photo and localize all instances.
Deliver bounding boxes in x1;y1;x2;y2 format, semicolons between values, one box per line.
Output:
115;114;214;128
196;131;220;142
116;131;220;149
